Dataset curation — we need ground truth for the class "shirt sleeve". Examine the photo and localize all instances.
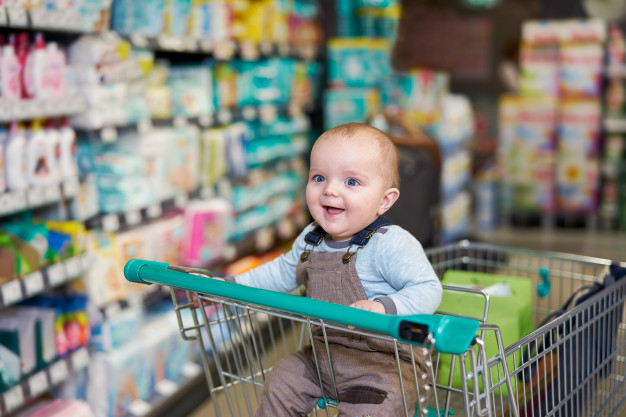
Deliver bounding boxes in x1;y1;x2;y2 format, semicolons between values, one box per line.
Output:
374;227;442;316
233;224;314;293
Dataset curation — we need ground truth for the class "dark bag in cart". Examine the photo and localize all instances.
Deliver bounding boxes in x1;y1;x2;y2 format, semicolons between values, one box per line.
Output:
518;264;626;417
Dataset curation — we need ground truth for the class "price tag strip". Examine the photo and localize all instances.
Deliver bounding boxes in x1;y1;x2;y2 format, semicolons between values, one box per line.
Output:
1;280;23;307
27;372;48;398
24;271;45;298
46;263;67;288
49;360;69;385
3;385;24;413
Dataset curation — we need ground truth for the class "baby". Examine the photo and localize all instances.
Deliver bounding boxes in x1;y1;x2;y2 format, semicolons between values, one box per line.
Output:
225;122;442;416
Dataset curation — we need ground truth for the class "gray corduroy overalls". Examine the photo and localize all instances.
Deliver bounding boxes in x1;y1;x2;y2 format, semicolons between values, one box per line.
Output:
255;217;423;417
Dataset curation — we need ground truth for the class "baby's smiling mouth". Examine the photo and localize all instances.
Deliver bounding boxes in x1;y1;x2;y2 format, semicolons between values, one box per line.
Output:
324;206;344;215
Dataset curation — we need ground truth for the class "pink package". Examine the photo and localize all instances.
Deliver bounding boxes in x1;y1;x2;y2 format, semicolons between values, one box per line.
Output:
181;199;232;267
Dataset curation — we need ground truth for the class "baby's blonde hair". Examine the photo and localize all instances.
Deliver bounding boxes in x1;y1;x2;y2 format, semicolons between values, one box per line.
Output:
316;123;400;189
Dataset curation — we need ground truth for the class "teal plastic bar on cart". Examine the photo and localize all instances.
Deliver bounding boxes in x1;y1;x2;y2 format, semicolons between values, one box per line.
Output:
124;259;479;355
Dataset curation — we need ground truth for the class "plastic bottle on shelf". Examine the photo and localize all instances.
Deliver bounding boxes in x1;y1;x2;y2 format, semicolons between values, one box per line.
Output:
5;121;29;190
0;125;7;193
26;119;53;186
1;38;22;101
24;33;48;100
14;33;31;99
46;42;66;99
58;117;77;180
44;119;61;183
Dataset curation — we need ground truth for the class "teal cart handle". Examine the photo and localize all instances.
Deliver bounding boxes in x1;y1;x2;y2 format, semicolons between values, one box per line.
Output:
125;259;479;355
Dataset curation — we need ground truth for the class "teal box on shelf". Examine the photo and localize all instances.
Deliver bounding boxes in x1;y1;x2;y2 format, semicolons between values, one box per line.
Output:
437;270;534;395
327;38;391;88
323;88;380;130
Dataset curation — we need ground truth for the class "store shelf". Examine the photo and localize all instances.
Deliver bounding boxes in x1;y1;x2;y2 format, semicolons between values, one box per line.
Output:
0;177;81;217
0;253;91;307
84;191;194;233
0;96;87;122
123;362;204;417
606;65;626;78
126;33;318;61
1;347;90;415
75;102;308;141
0;6;86;32
604;118;626;133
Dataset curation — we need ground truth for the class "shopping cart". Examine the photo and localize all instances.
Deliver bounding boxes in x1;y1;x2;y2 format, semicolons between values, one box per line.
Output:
124;240;626;417
426;241;626;417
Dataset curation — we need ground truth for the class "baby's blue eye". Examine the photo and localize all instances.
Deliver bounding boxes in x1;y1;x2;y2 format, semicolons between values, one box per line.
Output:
345;178;359;186
313;175;325;183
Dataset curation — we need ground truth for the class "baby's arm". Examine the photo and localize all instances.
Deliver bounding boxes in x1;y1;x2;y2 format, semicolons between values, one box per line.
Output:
373;227;442;316
225;224;313;292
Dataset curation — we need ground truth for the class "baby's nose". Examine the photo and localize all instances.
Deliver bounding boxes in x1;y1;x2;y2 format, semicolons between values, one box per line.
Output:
323;183;339;196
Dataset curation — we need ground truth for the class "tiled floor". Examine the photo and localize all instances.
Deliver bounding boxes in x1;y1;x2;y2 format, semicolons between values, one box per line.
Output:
186;227;626;416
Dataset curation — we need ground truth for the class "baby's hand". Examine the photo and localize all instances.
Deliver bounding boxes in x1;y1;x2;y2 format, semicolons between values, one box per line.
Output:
349;300;385;314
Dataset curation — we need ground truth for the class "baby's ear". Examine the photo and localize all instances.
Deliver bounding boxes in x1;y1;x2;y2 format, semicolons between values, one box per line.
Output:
378;188;400;215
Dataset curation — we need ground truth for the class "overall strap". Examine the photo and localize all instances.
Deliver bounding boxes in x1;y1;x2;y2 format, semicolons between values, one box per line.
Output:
303;217;393;247
304;224;326;246
350;216;393;247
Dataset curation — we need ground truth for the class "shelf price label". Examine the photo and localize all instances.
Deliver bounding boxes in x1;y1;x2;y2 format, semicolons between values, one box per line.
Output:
156;379;178;396
174;194;188;209
62;177;80;197
128;400;151;416
49;360;69;385
146;204;162;219
64;257;83;279
6;7;27;27
27;187;47;207
2;280;22;306
0;7;7;26
216;108;232;125
0;193;14;215
102;214;120;232
24;271;45;297
125;210;142;227
44;185;61;203
182;362;202;378
29;8;49;27
3;385;24;412
47;263;67;287
71;348;90;370
28;371;49;397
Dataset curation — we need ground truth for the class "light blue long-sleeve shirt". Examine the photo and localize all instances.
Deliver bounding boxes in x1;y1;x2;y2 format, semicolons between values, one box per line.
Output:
232;223;442;316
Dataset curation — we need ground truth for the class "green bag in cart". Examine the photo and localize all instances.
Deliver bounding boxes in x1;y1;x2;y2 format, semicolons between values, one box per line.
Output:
437;270;533;395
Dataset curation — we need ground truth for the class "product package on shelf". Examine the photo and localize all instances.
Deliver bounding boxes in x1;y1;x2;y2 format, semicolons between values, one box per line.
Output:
498;95;558;220
180;199;232;268
556;99;602;216
86;304;198;417
498;18;607;226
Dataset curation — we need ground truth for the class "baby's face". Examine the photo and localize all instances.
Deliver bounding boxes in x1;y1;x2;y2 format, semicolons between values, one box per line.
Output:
306;134;396;241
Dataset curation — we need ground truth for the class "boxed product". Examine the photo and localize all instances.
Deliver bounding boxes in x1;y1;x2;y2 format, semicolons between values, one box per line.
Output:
437;270;533;394
323;88;380;130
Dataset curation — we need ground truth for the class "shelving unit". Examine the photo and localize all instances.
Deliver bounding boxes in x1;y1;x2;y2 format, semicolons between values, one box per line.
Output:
0;1;324;414
0;177;80;217
0;253;90;307
0;347;90;415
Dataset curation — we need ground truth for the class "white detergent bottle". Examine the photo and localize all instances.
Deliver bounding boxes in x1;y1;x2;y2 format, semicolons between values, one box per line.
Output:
44;119;60;184
1;41;22;101
45;42;66;99
24;33;48;100
26;120;52;186
5;122;29;190
0;125;7;193
58;117;77;180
